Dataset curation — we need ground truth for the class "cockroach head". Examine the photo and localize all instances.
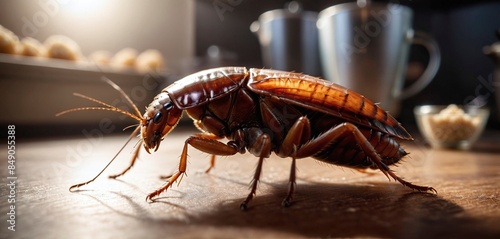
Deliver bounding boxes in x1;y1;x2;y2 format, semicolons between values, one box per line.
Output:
141;93;182;153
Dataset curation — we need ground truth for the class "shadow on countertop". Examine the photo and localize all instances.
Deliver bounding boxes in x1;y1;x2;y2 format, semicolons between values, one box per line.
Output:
148;181;499;238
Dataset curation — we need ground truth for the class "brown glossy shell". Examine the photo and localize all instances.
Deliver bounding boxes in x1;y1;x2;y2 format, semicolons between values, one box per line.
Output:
166;67;248;109
247;69;412;140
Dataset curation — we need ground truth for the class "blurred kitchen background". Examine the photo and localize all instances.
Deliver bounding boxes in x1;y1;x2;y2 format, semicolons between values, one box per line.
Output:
1;0;500;138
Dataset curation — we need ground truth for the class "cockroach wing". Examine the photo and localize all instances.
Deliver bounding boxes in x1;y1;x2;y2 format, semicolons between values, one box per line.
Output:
166;67;249;109
247;68;412;140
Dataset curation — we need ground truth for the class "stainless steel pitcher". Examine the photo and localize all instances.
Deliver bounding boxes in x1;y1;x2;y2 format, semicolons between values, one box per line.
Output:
317;1;441;115
251;2;322;76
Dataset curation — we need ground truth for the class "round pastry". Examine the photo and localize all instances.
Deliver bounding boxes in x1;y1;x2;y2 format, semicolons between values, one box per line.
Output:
88;50;112;65
136;49;165;73
0;25;20;54
44;35;82;61
20;37;46;57
111;48;138;69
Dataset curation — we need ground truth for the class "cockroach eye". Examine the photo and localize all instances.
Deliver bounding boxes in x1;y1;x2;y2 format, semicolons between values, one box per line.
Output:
153;111;163;124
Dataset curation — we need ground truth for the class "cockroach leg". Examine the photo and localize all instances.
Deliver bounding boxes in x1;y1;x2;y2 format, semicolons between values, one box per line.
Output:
204;154;216;173
191;133;222;173
276;116;311;158
146;135;239;201
108;141;142;179
347;124;436;193
240;132;272;211
296;123;436;193
240;155;264;211
274;116;312;207
146;139;189;201
387;171;437;194
282;154;296;207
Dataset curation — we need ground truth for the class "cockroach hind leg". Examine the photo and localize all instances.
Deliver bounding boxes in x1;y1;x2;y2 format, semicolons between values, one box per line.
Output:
386;169;437;194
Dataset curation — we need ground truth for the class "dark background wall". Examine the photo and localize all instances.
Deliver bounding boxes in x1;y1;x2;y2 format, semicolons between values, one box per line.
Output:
194;0;500;128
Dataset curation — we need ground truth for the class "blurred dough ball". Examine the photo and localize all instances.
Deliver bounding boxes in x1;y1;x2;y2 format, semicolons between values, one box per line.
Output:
0;25;20;54
136;49;165;73
88;50;112;65
111;48;137;68
44;35;82;61
20;37;46;57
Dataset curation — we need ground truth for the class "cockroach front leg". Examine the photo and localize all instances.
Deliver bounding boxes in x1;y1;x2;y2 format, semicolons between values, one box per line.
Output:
146;134;239;201
108;142;142;179
192;133;224;173
296;122;436;193
158;133;221;180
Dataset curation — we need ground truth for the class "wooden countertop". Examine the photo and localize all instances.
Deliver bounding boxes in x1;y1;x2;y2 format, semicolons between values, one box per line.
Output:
2;126;500;238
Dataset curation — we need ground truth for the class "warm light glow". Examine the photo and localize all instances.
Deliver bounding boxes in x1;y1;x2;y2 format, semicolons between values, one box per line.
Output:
61;0;110;15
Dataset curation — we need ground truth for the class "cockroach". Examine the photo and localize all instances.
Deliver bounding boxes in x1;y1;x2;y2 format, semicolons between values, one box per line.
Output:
57;67;436;210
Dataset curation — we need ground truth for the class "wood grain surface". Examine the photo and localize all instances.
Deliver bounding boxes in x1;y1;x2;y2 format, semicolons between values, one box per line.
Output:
1;126;499;238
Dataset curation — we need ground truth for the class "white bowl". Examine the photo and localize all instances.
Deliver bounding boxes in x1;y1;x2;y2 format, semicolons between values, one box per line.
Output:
414;105;489;149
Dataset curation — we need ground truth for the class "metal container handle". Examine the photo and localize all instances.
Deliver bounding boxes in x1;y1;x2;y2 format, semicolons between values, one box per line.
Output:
397;31;441;99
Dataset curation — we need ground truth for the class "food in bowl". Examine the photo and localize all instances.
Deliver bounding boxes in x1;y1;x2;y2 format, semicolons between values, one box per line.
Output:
414;104;489;149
